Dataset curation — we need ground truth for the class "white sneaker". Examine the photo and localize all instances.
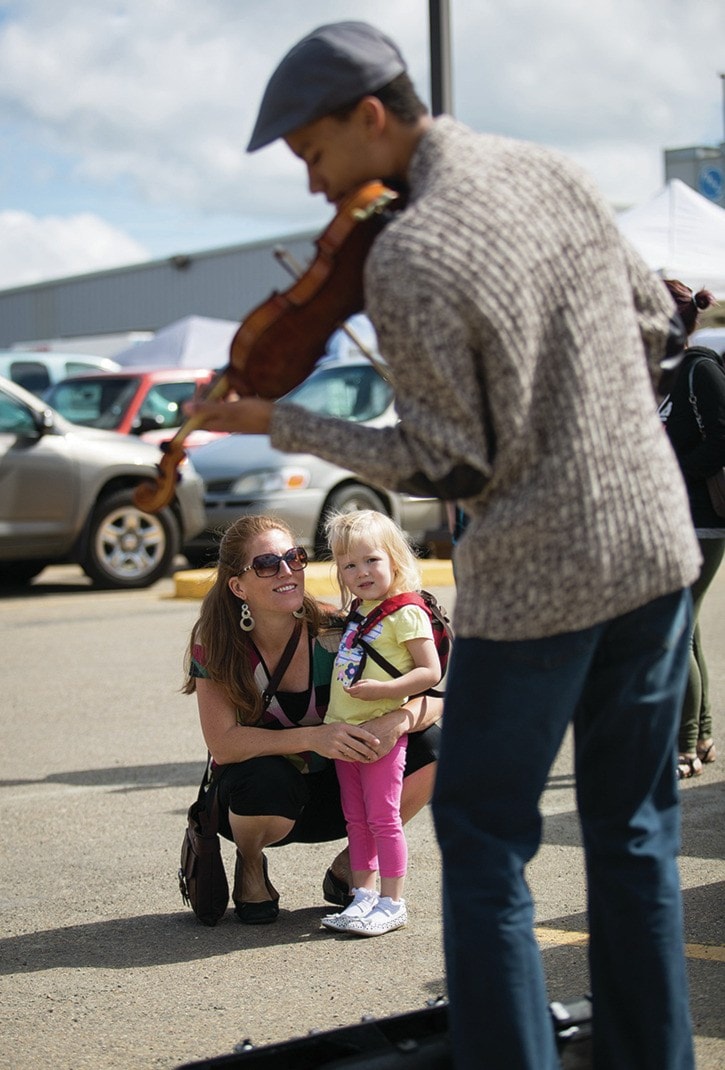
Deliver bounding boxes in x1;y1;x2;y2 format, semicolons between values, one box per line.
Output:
345;897;408;937
320;887;379;931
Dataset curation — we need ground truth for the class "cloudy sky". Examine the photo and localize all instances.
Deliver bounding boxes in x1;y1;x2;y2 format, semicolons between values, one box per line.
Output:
0;0;722;290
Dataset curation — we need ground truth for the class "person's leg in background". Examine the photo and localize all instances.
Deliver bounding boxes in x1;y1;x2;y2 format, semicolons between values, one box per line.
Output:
575;589;694;1070
690;537;724;764
692;623;714;757
433;630;597;1070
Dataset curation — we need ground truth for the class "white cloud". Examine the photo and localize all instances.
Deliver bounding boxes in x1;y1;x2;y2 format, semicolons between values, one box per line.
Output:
0;210;148;288
0;0;723;287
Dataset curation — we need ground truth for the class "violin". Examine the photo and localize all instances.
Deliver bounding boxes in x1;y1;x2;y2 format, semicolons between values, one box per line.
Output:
132;180;399;514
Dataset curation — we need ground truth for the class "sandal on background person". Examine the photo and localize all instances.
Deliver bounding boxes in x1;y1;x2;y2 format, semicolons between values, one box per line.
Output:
676;753;703;780
696;738;717;765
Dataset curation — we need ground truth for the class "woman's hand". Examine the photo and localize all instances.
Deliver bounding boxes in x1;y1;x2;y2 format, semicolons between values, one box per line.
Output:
311;721;382;763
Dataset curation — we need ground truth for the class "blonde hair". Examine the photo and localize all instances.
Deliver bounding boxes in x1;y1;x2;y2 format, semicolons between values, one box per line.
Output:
182;515;330;724
324;510;422;610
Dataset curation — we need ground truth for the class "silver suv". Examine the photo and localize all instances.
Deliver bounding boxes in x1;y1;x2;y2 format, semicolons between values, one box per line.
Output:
0;375;206;588
182;358;446;566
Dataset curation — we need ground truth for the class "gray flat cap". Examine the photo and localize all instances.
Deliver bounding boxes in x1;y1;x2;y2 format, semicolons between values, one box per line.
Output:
247;21;407;152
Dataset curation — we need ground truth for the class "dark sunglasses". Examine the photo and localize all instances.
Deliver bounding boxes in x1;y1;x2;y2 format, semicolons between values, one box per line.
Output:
239;546;308;578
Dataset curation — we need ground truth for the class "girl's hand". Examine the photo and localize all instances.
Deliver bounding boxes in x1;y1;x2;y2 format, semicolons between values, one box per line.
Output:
345;678;390;702
359;694;442;757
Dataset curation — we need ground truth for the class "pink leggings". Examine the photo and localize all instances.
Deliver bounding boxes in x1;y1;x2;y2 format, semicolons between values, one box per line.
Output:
334;735;408;879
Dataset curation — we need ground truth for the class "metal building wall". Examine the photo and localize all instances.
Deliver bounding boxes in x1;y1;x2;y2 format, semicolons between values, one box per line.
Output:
0;230;317;348
664;145;725;207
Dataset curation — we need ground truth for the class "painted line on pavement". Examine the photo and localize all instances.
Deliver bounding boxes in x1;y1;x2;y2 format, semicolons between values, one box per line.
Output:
535;927;724;962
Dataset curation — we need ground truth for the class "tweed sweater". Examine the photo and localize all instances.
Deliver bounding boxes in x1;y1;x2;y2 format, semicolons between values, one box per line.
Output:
271;117;701;640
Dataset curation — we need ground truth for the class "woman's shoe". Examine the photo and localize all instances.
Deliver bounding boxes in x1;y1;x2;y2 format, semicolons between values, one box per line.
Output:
696;738;717;765
322;867;353;909
233;852;280;924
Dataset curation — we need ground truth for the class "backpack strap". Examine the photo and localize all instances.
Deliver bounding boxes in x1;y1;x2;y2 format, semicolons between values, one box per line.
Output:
686;355;723;441
345;593;443;691
352;593;429;641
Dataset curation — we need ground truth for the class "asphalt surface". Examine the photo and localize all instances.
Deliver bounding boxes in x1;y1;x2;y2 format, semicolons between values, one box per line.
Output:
1;562;723;1069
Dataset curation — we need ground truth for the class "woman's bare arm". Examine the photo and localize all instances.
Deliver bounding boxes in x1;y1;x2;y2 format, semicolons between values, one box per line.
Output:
197;677;385;765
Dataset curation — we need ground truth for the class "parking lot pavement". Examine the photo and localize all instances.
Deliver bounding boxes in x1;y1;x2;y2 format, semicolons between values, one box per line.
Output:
0;564;723;1069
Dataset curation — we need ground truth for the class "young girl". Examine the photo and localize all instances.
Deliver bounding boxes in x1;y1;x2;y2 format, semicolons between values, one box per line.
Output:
321;510;440;936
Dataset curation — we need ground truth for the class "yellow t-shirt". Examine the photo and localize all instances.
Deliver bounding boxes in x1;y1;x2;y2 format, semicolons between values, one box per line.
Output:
328;600;434;725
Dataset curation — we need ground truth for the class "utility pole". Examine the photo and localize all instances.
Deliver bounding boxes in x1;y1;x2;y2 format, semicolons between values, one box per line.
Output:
429;0;453;117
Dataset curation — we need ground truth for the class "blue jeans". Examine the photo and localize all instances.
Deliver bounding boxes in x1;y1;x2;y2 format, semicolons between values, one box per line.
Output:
432;590;694;1070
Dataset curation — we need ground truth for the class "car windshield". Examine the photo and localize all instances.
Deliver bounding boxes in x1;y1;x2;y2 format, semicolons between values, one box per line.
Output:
46;377;141;430
0;386;39;434
137;381;204;429
286;364;393;421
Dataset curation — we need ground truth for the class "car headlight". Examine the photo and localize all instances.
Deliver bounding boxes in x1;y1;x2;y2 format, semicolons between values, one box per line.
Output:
228;467;311;495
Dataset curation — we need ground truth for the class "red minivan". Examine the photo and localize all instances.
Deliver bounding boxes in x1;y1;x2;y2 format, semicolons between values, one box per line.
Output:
44;367;220;446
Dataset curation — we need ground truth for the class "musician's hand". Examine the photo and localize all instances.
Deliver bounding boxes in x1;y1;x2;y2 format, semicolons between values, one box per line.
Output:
184;397;274;434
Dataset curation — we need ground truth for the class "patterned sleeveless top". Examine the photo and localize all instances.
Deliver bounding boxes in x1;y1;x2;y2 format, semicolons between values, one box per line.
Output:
190;632;337;773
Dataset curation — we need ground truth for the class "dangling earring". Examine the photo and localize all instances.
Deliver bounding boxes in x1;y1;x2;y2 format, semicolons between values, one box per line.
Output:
239;601;255;632
292;606;305;619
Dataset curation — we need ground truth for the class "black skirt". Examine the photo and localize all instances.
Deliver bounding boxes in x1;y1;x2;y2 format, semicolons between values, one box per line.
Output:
214;722;442;845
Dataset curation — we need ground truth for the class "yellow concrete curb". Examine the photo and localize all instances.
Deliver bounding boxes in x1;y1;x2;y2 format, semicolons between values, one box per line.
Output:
173;558;455;600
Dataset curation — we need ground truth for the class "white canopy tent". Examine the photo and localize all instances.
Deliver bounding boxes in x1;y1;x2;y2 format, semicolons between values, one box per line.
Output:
617;179;725;299
110;312;381;373
111;315;239;369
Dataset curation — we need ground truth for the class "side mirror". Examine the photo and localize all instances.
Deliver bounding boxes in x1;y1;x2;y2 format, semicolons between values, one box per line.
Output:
133;415;166;435
38;408;55;432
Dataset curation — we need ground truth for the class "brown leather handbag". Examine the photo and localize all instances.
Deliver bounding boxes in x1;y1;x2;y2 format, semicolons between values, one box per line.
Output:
178;765;229;926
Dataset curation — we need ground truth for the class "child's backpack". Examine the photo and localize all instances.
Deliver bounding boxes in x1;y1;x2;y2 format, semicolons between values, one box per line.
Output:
344;590;454;695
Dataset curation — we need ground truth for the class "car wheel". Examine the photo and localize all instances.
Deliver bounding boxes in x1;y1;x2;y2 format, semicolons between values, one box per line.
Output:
81;488;180;589
315;483;390;558
0;561;49;586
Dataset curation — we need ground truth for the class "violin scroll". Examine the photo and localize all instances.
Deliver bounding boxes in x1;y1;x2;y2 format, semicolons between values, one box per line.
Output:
132;443;187;514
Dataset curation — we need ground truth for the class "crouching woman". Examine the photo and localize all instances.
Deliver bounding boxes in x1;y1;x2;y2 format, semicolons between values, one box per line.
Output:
183;515;442;923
